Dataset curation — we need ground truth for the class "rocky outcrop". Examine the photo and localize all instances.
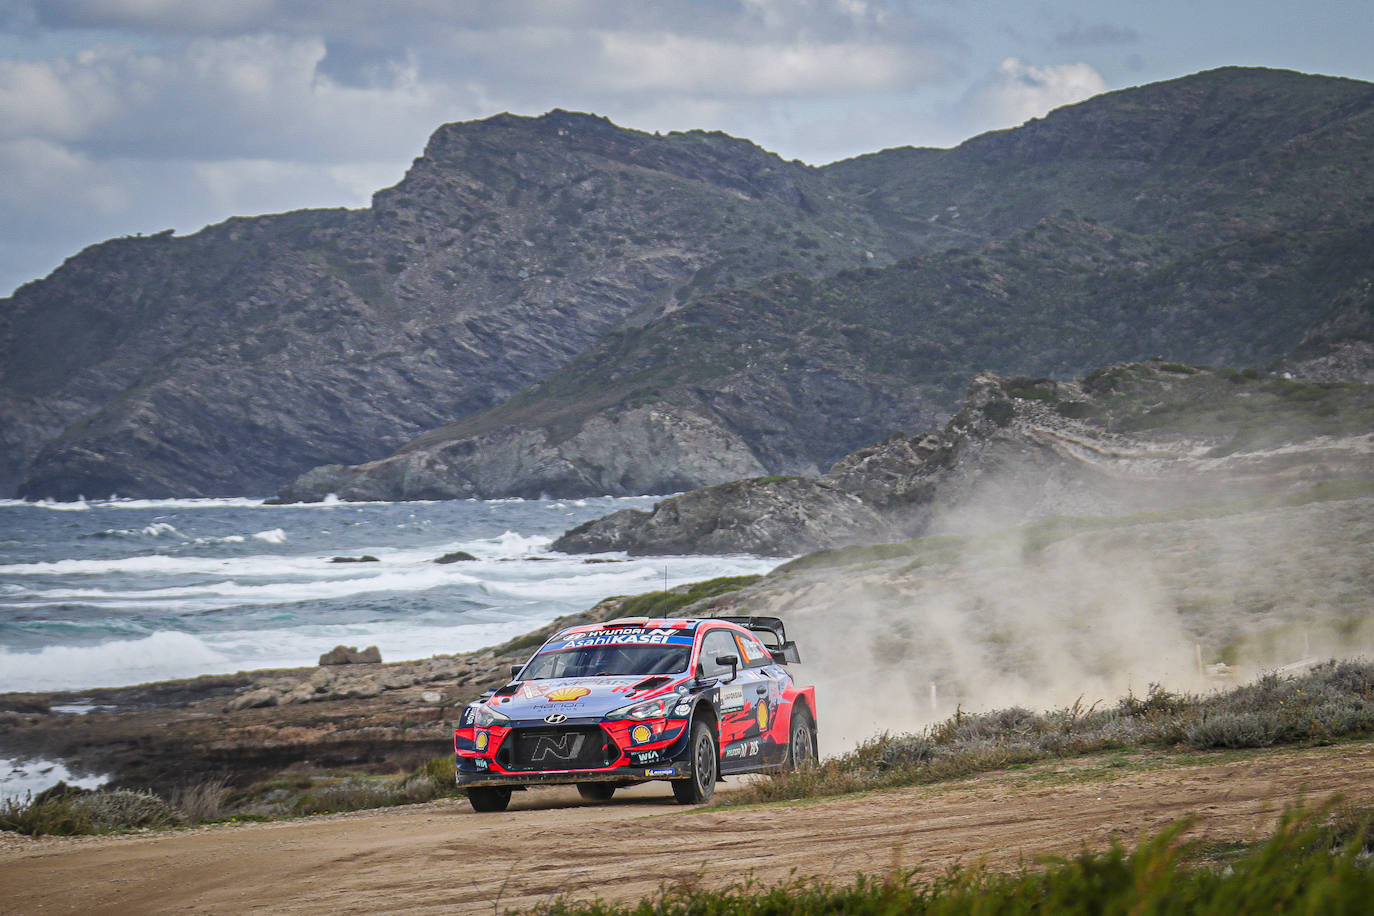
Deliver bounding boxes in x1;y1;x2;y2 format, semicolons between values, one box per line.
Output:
555;476;898;556
552;362;1374;555
318;645;383;665
0;653;509;789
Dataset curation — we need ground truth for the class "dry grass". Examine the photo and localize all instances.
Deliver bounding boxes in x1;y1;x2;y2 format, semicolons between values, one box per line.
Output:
729;661;1374;805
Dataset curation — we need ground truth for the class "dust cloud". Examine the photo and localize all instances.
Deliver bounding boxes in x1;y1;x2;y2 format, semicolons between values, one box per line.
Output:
751;481;1374;756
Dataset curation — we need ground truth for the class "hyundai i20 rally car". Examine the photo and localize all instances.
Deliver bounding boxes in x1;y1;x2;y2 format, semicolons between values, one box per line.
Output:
454;616;817;812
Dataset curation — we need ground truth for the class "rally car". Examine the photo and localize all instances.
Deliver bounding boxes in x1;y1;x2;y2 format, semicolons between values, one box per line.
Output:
453;615;817;812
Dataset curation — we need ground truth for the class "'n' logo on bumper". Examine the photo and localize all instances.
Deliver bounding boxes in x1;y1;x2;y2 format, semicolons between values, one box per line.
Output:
529;732;585;762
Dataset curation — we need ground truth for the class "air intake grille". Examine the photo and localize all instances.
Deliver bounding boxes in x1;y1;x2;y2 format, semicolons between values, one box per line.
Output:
503;726;617;771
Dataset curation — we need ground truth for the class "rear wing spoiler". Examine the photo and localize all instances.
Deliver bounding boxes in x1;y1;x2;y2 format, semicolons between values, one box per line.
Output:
715;615;801;665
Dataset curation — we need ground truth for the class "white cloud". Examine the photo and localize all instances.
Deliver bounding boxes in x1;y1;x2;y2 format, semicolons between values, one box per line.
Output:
960;57;1107;131
0;2;1091;295
590;34;942;97
0;34;467;162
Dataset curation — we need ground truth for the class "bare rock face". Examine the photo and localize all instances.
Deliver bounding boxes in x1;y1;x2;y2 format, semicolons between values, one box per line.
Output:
554;476;896;556
318;645;383;666
3;111;893;499
278;403;775;501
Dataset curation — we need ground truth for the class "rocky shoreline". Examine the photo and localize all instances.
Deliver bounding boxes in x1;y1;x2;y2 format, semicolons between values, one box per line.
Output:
0;599;636;791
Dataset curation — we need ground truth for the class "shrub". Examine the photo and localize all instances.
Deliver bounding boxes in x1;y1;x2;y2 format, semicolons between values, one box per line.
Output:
72;790;184;831
169;779;231;823
1185;712;1285;749
0;794;93;836
1;788;183;835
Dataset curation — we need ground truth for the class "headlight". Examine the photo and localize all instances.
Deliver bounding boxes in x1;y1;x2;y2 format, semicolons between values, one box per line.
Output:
471;703;510;728
606;697;670;721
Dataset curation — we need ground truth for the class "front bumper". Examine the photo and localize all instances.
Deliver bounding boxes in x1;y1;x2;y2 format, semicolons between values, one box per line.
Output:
456;759;691;788
455;715;693;788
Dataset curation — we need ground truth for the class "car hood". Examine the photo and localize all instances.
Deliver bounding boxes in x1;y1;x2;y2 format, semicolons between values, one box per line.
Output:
484;675;687;722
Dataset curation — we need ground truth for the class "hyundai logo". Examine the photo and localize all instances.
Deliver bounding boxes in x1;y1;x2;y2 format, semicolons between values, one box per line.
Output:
544;713;568;724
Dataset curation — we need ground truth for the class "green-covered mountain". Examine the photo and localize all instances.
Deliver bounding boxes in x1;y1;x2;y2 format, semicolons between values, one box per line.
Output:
3;68;1372;499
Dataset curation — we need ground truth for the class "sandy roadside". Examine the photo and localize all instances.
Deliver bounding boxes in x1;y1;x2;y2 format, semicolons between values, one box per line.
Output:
2;741;1371;915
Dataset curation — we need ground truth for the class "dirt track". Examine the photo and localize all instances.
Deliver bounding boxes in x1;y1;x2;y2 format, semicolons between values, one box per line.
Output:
3;742;1371;915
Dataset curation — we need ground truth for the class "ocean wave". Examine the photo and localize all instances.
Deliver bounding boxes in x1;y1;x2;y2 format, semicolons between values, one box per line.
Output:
6;565;482;608
0;617;540;693
252;528;288;544
1;758;108;800
0;631;228;693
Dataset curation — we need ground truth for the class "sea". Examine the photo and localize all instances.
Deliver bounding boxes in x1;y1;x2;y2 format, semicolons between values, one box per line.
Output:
0;494;781;797
0;495;779;694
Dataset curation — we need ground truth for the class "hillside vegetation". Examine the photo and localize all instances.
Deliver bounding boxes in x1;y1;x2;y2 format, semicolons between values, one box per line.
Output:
3;68;1370;499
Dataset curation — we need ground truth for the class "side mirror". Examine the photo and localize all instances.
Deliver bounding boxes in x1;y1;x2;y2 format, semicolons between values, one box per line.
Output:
716;654;739;681
509;664;522;678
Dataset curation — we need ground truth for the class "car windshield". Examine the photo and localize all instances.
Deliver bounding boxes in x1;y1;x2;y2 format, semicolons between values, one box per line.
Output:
521;644;690;679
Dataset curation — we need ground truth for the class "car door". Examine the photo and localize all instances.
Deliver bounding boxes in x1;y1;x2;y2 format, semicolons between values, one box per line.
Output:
700;626;771;772
731;627;788;765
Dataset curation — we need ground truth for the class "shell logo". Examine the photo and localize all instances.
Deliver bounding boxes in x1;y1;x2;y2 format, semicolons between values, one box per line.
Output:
757;701;769;732
475;731;489;751
631;724;653;744
548;686;591;702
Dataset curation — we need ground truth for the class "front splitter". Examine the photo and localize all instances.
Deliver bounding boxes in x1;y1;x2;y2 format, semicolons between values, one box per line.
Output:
456;760;690;788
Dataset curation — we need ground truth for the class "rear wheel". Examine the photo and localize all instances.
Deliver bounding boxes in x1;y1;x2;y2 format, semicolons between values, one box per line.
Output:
787;709;817;770
466;786;511;812
576;783;616;802
671;720;718;804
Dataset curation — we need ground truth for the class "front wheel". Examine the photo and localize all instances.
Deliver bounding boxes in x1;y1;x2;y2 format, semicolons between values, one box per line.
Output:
466;786;511;812
671;720;718;804
787;709;817;770
576;783;616;802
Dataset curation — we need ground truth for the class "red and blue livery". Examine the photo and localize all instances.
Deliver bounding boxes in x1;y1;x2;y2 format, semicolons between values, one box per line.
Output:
454;615;817;811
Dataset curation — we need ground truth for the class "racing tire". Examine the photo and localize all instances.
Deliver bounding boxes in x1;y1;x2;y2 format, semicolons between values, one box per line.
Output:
787;709;817;771
671;720;718;805
576;783;616;802
466;786;512;813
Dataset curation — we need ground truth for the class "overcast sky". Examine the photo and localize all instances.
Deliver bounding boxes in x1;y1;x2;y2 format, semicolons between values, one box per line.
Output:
2;0;1371;297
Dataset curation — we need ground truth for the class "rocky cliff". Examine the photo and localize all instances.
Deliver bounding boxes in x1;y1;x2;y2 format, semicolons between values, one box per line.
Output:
1;111;897;498
551;362;1374;555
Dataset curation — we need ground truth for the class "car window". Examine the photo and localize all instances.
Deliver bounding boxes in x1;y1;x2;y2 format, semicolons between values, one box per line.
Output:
699;629;740;678
522;644;689;679
734;631;772;668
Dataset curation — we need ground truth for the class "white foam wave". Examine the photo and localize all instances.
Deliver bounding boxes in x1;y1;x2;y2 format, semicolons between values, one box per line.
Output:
1;758;108;800
13;566;480;608
0;618;541;693
252;528;288;544
13;498;91;512
96;497;267;509
0;632;228;693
